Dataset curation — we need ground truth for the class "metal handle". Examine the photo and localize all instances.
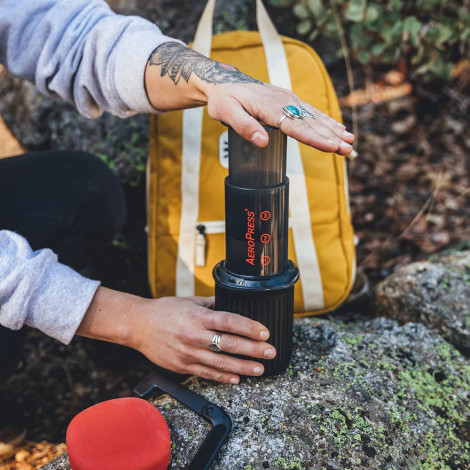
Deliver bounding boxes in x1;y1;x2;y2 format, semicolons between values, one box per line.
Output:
134;371;231;470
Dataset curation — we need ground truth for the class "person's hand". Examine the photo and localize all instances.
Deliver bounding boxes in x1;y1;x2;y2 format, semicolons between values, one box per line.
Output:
205;82;354;156
78;287;275;384
144;42;354;156
129;295;275;384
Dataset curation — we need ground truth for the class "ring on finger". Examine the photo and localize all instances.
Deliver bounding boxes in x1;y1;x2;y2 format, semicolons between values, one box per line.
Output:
282;105;303;120
277;114;288;128
278;105;302;128
209;332;224;352
298;105;317;119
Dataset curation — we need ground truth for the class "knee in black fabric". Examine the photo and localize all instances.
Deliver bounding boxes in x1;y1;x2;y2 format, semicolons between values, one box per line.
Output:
0;149;126;269
63;150;127;242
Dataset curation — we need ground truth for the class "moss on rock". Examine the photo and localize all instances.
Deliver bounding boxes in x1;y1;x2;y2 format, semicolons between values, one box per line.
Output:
42;317;470;470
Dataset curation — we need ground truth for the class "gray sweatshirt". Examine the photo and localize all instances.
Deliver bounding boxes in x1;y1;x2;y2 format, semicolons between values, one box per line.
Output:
0;0;181;343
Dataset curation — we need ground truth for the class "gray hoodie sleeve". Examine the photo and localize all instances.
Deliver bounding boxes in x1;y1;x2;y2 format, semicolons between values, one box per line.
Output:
0;231;100;344
0;0;183;343
0;0;183;118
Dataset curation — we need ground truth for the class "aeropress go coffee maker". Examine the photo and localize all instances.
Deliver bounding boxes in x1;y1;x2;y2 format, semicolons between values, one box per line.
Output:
213;124;299;377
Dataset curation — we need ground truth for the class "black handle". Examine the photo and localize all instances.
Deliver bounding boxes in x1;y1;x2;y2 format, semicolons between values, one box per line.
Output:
133;371;231;470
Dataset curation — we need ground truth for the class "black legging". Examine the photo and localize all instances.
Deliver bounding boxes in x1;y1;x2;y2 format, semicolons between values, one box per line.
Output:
0;150;126;384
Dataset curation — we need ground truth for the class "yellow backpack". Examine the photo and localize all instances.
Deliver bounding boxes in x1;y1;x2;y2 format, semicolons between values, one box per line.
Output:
147;0;355;316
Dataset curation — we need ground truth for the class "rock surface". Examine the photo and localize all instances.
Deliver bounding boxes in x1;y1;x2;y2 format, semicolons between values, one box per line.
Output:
375;250;470;356
41;316;470;470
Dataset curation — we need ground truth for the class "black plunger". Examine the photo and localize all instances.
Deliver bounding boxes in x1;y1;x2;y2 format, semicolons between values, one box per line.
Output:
213;125;299;377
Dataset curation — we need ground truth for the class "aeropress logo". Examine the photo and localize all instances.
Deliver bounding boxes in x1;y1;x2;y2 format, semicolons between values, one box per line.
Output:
245;208;255;265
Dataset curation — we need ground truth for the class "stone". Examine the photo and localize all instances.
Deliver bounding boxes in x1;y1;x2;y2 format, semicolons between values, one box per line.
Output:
41;317;470;469
375;250;470;356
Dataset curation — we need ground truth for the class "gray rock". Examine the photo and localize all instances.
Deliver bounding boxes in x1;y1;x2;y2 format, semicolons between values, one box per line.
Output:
41;317;470;469
375;250;470;356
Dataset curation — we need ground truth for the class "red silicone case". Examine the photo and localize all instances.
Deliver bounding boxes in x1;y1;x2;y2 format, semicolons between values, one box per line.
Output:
66;397;170;470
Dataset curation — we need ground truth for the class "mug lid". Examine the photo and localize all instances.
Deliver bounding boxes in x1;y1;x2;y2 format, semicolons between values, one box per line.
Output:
66;397;170;470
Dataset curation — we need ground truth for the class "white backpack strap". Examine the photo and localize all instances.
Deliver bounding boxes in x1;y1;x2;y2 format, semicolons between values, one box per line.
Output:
193;0;217;55
176;0;217;296
177;0;324;310
176;107;203;297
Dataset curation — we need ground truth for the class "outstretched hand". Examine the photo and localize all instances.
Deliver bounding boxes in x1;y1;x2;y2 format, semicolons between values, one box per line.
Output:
206;82;354;155
145;42;354;155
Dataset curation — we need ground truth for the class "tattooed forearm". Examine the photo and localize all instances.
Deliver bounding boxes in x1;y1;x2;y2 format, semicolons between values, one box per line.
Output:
149;42;264;86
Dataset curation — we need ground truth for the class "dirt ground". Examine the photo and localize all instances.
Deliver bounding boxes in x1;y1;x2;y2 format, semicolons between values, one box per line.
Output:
0;61;469;468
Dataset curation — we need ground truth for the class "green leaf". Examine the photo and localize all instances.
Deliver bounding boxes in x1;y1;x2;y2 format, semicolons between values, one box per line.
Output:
403;16;422;46
297;19;313;35
324;20;338;33
293;3;311;20
335;47;345;59
388;0;403;13
390;20;404;41
308;29;320;42
307;0;324;16
371;42;386;56
416;0;441;9
268;0;293;6
458;7;470;22
433;24;454;44
350;23;366;49
365;4;380;24
380;24;395;43
410;44;425;64
345;0;366;22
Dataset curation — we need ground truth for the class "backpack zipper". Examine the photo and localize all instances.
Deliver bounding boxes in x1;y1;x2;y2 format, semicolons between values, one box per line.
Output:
194;220;226;267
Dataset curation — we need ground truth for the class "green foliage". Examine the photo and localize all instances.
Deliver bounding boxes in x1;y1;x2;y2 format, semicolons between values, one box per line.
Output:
272;0;470;83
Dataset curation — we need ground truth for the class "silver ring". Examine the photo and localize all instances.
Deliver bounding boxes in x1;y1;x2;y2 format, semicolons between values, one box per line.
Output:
209;332;223;352
298;105;317;119
277;114;288;128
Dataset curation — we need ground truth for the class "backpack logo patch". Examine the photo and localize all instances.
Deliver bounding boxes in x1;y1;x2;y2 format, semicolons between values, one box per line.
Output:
219;130;229;169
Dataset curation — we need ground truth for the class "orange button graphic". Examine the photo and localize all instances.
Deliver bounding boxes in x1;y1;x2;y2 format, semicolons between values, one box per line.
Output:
260;233;271;244
260;211;271;221
261;256;271;266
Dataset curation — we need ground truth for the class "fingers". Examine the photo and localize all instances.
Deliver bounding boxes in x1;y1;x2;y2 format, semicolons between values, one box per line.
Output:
274;103;354;156
185;364;241;384
300;103;355;145
199;308;270;341
205;331;276;360
208;96;269;147
179;340;271;384
279;117;353;156
196;350;265;377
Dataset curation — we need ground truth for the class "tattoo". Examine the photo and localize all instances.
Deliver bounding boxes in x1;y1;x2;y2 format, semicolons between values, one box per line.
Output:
149;42;263;86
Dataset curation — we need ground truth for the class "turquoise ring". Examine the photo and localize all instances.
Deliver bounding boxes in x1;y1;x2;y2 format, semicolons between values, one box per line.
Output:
278;105;317;128
282;105;303;120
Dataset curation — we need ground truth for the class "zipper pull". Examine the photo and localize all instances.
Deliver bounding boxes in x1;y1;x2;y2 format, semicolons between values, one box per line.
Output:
195;225;206;267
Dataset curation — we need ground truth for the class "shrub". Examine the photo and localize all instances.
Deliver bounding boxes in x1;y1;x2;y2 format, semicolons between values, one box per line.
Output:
270;0;470;83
